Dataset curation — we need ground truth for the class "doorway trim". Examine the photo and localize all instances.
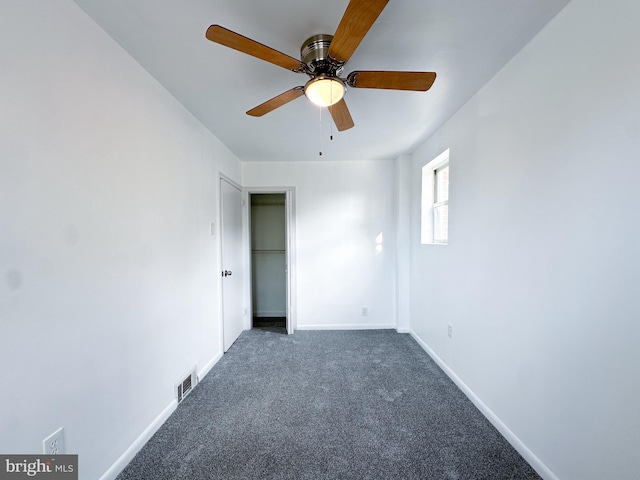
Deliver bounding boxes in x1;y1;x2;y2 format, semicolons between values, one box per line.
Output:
244;186;297;334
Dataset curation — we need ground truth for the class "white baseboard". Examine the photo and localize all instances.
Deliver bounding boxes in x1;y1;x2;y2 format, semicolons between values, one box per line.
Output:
408;329;558;480
396;327;411;333
297;324;397;331
100;351;224;480
198;351;223;381
98;400;176;480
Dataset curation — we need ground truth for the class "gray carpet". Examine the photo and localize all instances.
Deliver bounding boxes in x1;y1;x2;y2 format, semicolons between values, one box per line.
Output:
117;329;541;479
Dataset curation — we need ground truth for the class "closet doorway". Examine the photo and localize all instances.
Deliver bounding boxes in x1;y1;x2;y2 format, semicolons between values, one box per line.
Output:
250;193;291;332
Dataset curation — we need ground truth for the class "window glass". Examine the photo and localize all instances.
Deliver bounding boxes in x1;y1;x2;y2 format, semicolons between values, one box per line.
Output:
433;164;449;243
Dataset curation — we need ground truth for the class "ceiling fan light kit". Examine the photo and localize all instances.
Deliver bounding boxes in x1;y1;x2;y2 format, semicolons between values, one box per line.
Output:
305;76;346;107
205;0;436;132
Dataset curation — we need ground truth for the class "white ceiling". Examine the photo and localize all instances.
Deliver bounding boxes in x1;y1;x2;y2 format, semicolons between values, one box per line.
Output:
73;0;570;162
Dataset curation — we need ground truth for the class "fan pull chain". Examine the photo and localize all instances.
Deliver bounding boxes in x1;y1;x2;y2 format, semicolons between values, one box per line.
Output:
319;107;323;156
330;82;334;141
330;115;334;141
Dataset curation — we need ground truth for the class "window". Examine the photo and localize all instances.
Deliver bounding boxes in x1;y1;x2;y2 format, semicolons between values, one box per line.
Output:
421;149;450;245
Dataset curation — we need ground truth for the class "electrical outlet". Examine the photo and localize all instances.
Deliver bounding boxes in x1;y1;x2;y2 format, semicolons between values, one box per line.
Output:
43;427;65;455
448;324;453;339
361;307;368;316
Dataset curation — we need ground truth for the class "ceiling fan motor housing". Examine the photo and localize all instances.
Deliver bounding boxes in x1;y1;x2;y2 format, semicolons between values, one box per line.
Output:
301;34;343;76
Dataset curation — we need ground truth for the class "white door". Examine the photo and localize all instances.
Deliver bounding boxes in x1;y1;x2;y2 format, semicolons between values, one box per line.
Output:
220;178;243;351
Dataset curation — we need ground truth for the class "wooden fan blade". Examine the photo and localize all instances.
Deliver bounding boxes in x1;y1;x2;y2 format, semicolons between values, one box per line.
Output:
328;99;355;131
348;71;437;91
327;0;389;63
206;25;306;72
246;87;305;117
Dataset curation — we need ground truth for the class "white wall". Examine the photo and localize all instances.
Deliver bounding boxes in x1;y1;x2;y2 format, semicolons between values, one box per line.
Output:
243;161;396;329
408;0;640;479
0;2;240;479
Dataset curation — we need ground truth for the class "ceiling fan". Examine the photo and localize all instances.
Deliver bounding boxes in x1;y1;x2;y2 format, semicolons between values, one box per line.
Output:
205;0;436;132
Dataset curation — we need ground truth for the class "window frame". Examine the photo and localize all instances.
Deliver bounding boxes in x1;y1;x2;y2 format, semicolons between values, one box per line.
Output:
420;149;450;245
432;163;449;244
